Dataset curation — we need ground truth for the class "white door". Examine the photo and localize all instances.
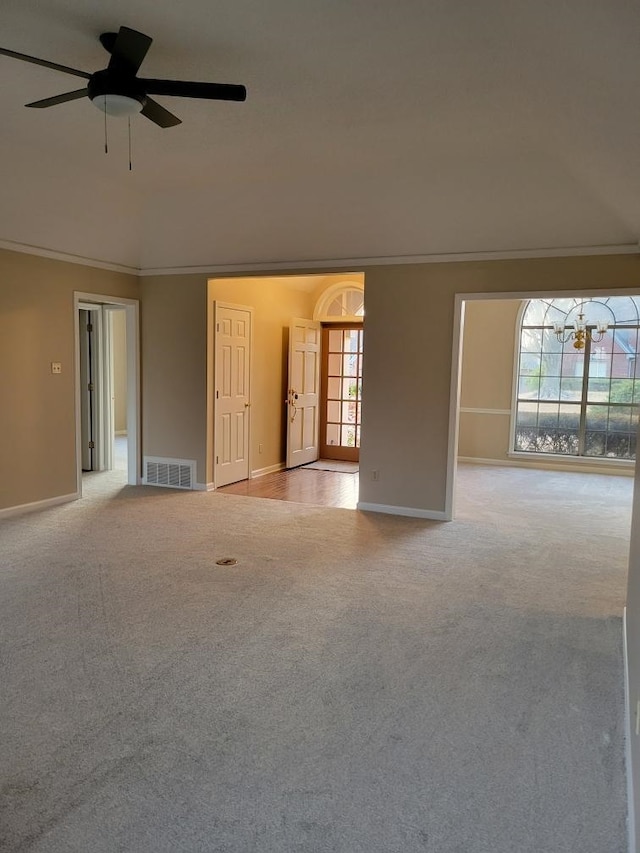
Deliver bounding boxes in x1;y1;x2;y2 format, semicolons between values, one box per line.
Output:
286;318;321;468
215;304;252;487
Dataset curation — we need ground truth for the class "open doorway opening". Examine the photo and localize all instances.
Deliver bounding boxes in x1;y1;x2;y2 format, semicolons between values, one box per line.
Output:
208;273;364;508
74;292;140;494
449;290;638;521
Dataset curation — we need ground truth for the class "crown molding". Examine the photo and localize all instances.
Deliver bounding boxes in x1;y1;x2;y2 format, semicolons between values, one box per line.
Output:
0;239;139;276
137;242;640;277
1;237;639;278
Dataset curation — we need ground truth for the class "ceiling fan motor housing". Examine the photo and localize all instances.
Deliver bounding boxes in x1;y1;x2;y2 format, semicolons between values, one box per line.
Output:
88;69;147;113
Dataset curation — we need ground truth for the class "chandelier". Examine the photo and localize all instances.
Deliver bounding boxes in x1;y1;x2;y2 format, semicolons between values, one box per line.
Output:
552;313;608;350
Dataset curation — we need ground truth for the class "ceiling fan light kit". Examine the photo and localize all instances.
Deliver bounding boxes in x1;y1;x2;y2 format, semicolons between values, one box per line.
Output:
0;25;247;129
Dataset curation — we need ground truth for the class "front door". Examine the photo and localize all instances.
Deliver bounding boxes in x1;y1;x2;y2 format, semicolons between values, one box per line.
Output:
286;318;321;468
320;324;363;462
215;304;252;487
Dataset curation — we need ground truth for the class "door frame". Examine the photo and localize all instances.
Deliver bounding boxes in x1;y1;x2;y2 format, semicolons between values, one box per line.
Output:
213;301;254;488
74;292;140;493
319;322;363;462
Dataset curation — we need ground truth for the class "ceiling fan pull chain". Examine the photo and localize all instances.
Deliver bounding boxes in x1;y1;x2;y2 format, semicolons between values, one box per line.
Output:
104;101;108;154
128;116;133;171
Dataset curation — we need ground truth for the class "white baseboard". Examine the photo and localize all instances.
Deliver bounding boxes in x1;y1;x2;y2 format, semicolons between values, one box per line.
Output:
624;608;637;853
457;456;635;477
194;482;215;491
357;501;450;521
251;462;285;478
0;491;80;519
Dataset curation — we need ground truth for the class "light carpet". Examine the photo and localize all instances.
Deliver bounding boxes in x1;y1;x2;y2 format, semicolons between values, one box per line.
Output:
0;464;632;852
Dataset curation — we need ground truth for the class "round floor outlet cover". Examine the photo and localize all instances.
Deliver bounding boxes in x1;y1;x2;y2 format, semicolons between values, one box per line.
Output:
216;558;238;566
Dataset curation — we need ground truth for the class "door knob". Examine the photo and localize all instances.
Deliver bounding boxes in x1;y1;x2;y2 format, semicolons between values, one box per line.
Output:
245;402;251;408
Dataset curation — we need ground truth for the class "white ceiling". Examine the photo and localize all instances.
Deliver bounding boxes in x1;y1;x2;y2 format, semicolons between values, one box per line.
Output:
2;0;640;272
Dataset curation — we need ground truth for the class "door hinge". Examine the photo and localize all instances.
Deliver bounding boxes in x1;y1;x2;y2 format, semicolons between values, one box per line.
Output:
216;455;219;464
216;390;219;399
88;383;94;391
87;323;93;332
216;323;220;332
88;441;95;449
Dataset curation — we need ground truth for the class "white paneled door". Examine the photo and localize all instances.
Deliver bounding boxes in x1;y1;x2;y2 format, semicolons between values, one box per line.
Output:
215;304;252;487
286;318;321;468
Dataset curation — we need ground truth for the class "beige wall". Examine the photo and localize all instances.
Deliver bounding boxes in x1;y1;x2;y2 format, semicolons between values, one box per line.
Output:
112;309;127;433
6;248;640;835
140;272;364;487
459;299;519;463
359;253;640;514
139;274;209;483
6;251;639;513
0;249;138;511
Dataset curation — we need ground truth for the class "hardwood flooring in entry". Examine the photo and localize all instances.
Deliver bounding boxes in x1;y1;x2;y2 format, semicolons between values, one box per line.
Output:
217;467;359;509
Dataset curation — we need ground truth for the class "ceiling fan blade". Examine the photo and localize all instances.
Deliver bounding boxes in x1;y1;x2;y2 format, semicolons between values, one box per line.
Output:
142;79;247;102
141;97;181;128
107;26;152;76
26;88;88;108
0;47;90;79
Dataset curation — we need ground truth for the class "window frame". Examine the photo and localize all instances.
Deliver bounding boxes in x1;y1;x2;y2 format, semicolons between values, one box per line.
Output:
508;297;639;468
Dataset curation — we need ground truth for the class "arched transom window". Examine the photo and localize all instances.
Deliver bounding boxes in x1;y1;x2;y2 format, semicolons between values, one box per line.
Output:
515;296;640;459
314;283;364;322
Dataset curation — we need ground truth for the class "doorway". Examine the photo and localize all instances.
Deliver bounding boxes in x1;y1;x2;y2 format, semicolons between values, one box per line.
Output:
207;274;364;507
449;289;638;520
320;324;363;462
74;292;140;493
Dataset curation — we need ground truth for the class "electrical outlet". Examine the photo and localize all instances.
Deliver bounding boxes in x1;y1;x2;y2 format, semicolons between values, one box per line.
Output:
51;362;62;374
372;470;379;481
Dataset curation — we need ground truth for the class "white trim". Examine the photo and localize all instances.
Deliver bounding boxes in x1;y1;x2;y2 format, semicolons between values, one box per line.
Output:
456;287;640;302
460;407;512;415
0;239;138;275
509;300;528;451
457;455;635;476
194;482;215;492
446;296;465;522
2;236;639;278
252;462;286;478
0;491;79;519
624;607;636;853
508;449;635;470
357;501;449;520
138;242;640;277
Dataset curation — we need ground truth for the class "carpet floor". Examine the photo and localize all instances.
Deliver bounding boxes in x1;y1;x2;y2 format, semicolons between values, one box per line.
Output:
0;464;633;852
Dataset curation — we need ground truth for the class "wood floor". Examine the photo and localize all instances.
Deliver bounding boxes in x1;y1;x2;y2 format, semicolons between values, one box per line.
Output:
216;467;359;509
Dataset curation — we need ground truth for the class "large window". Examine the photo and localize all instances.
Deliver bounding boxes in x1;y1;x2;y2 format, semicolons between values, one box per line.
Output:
514;296;640;460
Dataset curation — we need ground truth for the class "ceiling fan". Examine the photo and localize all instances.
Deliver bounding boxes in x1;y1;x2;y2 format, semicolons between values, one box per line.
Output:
0;26;247;128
